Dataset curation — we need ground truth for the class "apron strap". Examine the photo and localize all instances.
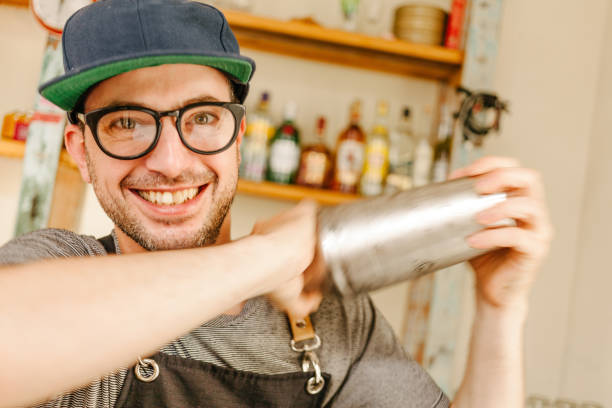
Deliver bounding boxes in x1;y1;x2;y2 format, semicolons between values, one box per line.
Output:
288;315;316;343
97;233;116;254
287;314;325;395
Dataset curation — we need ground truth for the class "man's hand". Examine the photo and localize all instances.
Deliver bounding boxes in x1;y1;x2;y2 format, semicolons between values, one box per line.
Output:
451;156;553;408
250;200;325;318
451;156;553;310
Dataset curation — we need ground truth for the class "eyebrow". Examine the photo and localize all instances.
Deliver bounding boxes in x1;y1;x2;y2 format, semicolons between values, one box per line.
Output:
94;95;226;111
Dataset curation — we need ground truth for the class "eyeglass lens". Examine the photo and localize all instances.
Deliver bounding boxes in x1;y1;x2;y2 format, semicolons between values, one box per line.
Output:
96;105;236;157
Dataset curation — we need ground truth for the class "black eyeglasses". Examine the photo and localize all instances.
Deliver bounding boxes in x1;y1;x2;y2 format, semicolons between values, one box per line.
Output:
76;102;245;160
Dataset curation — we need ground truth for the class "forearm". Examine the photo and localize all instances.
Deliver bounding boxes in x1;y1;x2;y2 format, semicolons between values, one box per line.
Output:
0;235;276;407
452;297;527;408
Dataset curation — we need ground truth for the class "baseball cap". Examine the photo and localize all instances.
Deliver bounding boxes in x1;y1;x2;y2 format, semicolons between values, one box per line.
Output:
39;0;256;112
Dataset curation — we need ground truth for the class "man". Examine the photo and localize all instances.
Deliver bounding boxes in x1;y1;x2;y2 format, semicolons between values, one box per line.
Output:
0;0;552;407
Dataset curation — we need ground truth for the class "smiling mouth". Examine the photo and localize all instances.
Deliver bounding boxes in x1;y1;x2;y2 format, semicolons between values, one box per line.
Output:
136;187;202;206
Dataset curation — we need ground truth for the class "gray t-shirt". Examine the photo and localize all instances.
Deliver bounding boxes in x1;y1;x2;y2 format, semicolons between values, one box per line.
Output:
0;229;450;408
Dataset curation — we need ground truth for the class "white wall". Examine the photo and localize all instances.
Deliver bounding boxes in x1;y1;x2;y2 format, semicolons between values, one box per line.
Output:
487;0;610;403
0;5;46;114
0;5;46;239
560;1;612;402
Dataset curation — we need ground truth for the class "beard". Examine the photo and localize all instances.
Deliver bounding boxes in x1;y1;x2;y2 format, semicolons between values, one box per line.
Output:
86;151;236;251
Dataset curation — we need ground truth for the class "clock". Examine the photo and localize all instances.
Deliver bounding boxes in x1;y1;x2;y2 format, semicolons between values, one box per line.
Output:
31;0;93;35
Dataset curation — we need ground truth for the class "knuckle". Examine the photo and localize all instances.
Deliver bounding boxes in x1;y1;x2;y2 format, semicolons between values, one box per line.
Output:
483;155;520;167
524;168;542;184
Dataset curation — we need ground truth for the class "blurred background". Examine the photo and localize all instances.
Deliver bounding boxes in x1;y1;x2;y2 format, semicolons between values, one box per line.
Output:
0;0;610;406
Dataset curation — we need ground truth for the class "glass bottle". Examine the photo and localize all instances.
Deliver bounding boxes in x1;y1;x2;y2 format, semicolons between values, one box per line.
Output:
240;92;274;182
385;106;415;194
267;101;301;184
296;116;332;189
13;112;32;141
341;0;361;31
360;100;390;196
413;106;434;187
432;105;453;183
1;111;18;140
331;100;366;194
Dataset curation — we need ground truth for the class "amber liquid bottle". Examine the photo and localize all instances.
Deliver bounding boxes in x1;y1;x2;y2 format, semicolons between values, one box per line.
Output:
296;116;332;189
331;100;366;194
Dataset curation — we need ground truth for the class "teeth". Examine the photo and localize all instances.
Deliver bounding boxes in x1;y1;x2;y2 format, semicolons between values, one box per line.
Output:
137;187;199;206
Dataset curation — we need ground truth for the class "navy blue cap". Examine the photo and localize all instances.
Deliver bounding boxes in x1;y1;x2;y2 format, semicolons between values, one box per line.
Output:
39;0;256;111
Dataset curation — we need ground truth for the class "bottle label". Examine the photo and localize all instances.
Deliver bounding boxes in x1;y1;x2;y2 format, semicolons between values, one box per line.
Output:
242;139;267;181
362;139;389;181
269;139;300;178
432;160;449;183
302;151;327;186
336;139;364;186
247;118;273;141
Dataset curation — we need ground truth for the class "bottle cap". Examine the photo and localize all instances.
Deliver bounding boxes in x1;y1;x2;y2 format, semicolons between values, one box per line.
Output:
317;116;326;131
349;100;362;123
284;101;298;121
376;100;389;117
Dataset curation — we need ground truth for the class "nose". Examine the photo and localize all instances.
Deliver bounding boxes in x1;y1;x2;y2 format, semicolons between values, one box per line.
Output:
143;116;195;178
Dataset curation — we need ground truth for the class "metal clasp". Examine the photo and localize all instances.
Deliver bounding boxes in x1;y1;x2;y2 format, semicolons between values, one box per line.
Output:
302;350;325;395
134;356;159;383
290;334;321;353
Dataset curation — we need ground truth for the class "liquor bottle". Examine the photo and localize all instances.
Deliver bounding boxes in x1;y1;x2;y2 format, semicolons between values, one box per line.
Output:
331;100;366;194
360;100;390;196
413;136;433;187
432;105;453;183
296;116;332;189
267;101;301;184
13;112;32;141
241;92;274;182
413;106;434;187
385;106;415;194
1;111;18;140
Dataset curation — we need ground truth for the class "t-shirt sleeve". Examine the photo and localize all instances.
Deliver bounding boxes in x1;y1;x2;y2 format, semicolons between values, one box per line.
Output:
0;228;106;265
328;295;451;408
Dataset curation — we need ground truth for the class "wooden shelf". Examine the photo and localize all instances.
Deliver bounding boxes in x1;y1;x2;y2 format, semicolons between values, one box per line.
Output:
224;10;463;81
0;139;77;169
0;141;356;206
1;1;463;81
0;0;28;7
237;179;361;206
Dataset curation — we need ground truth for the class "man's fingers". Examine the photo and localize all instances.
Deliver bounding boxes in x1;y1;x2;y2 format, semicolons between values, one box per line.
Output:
449;156;521;179
475;197;545;230
285;291;324;318
467;227;546;256
473;167;546;201
252;199;318;235
268;273;323;318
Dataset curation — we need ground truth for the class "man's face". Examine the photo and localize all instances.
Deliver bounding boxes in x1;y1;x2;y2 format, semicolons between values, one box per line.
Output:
79;64;242;251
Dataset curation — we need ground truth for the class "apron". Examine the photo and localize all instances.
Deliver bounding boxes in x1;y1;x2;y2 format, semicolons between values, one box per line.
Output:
113;352;330;408
98;234;331;408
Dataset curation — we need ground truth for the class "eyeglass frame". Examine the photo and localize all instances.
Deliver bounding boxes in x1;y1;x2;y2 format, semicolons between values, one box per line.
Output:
71;101;246;160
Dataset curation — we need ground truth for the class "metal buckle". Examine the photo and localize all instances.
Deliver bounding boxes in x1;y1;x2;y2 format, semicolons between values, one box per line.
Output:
134;356;159;383
290;334;321;353
302;351;325;395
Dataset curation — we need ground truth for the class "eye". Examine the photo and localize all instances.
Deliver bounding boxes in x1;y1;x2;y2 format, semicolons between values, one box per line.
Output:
112;117;137;130
192;112;217;125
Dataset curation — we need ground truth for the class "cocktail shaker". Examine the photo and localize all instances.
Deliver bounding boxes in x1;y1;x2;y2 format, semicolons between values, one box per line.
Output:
318;177;510;296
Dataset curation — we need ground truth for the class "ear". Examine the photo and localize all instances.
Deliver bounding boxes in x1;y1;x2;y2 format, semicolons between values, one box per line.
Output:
64;124;91;184
236;116;246;165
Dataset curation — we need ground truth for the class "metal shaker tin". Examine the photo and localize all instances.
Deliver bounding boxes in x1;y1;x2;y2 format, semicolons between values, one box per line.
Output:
318;177;509;296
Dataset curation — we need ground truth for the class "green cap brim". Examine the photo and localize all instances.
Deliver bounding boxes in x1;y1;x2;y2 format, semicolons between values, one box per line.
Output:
40;54;253;111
